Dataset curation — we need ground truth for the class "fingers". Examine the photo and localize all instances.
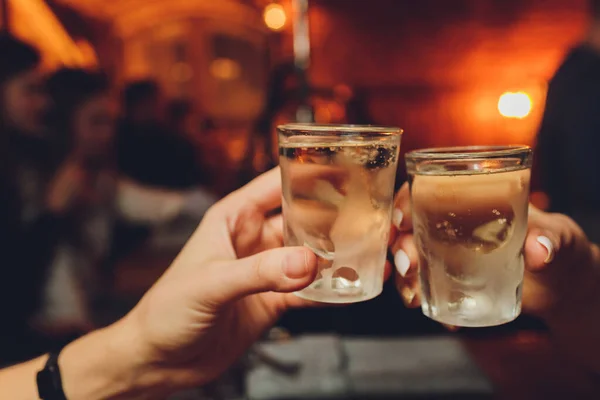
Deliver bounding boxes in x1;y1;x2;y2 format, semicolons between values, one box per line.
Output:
220;164;347;218
393;183;412;231
521;212;591;318
265;214;284;239
219;167;284;215
204;247;318;305
391;233;421;307
524;212;582;274
287;163;348;197
390;183;419;307
524;231;558;272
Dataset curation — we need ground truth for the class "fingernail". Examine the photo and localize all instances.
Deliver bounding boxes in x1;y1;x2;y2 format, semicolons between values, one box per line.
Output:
392;209;403;229
401;286;416;305
394;250;411;277
537;236;554;264
283;251;309;279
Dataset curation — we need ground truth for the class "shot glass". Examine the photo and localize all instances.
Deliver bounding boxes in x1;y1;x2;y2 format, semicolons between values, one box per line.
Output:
405;146;533;327
278;124;402;303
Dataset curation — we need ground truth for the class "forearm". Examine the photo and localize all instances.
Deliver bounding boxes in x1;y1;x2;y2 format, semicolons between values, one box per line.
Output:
0;356;46;399
0;321;170;400
546;244;600;375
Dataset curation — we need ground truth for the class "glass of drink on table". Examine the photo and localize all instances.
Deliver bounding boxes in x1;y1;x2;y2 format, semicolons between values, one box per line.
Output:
405;146;533;327
278;124;402;303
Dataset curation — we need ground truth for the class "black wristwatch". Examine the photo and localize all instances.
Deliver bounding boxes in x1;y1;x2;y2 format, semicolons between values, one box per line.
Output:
37;351;67;400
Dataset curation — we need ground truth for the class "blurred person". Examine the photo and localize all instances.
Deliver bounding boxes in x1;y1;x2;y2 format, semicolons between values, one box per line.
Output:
536;0;600;243
390;183;600;375
165;98;213;186
0;168;599;400
115;81;217;260
0;34;69;363
0;36;47;139
40;68;117;334
45;71;216;303
121;80;163;127
241;63;299;185
165;98;196;141
117;80;197;190
338;85;375;126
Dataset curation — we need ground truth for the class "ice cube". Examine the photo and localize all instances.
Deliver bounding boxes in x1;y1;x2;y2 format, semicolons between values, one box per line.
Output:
336;144;378;166
471;217;514;253
306;147;336;165
366;145;397;169
428;207;515;253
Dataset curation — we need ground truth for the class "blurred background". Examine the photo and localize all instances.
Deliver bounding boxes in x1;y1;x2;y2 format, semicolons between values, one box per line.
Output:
5;0;587;183
0;0;598;396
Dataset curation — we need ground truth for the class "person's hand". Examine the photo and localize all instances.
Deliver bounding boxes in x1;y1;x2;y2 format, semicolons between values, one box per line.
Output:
388;184;420;308
390;182;600;321
390;183;600;373
518;205;600;321
48;167;389;400
104;167;320;394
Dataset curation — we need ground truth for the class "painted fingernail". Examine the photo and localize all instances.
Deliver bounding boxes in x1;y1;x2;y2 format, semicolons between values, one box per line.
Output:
394;250;411;277
392;209;404;229
537;236;554;264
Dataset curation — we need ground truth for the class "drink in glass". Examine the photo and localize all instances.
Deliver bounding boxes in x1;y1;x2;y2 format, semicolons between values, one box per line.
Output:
405;146;533;327
278;124;402;303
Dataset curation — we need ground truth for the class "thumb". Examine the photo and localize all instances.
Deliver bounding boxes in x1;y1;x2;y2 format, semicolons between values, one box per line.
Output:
204;247;318;305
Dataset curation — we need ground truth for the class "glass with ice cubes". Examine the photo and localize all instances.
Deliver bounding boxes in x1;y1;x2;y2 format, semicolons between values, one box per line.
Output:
405;146;533;327
278;124;402;303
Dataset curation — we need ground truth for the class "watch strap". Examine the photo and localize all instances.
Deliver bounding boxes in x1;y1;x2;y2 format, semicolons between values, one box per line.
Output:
37;351;67;400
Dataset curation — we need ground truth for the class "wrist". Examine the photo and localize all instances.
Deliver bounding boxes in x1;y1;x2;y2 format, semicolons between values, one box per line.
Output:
59;320;172;400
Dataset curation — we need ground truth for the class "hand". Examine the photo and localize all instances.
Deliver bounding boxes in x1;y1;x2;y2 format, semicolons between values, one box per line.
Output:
112;167;319;393
32;167;394;400
390;182;600;373
390;182;600;322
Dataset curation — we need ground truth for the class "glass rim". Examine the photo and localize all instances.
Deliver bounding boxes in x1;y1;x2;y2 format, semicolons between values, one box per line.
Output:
277;123;403;136
406;145;532;160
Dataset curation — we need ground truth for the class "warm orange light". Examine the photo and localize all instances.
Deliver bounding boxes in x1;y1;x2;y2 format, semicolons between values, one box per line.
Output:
209;58;241;81
171;62;194;82
263;3;286;31
13;0;90;68
498;91;532;119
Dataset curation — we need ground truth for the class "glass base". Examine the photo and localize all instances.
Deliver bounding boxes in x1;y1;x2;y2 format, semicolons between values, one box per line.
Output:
422;303;521;328
294;285;383;304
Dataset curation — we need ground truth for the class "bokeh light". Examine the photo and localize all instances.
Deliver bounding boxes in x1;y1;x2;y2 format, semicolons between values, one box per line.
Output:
263;3;287;31
209;58;241;81
498;91;532;119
